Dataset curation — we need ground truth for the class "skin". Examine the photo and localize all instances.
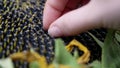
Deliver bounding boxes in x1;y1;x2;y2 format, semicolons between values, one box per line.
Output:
43;0;120;37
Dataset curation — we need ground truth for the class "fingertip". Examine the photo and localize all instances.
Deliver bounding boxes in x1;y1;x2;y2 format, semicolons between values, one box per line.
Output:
48;26;63;37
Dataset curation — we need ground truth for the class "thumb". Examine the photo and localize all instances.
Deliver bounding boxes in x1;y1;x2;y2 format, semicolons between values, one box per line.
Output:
48;1;103;37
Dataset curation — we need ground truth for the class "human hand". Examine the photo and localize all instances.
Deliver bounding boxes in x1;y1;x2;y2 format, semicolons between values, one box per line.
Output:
43;0;120;37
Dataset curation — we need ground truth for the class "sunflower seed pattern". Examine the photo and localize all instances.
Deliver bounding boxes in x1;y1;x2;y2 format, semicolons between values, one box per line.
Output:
0;0;54;67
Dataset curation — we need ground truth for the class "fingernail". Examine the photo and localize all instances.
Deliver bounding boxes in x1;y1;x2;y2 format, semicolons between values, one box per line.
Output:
48;26;62;37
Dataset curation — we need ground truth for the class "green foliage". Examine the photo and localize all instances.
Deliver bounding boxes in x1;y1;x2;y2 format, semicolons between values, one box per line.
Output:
29;61;40;68
54;39;80;68
88;32;104;47
102;29;120;68
89;29;120;68
73;50;79;60
115;31;120;42
89;60;101;68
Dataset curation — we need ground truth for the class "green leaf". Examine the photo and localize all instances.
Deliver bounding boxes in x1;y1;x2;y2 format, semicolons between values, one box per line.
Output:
115;32;120;42
88;32;104;48
73;50;79;60
29;61;40;68
0;66;2;68
54;39;80;68
89;60;101;68
0;58;14;68
102;29;120;68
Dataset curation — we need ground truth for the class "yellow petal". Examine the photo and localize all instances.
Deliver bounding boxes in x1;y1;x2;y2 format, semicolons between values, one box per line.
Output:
10;52;26;61
48;64;71;68
66;39;90;64
10;50;48;68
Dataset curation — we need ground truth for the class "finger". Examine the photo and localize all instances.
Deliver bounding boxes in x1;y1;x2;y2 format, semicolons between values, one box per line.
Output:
43;0;69;30
43;0;81;30
62;0;82;14
48;2;103;37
